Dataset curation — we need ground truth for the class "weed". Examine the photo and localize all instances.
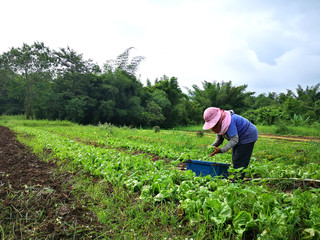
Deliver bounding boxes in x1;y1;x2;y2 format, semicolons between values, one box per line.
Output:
154;126;160;133
196;130;204;137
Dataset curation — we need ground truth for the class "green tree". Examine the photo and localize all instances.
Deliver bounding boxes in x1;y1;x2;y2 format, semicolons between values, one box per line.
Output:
99;99;116;123
314;100;320;121
283;97;305;118
104;47;145;76
0;42;54;118
189;81;254;114
294;84;320;121
65;97;87;123
101;69;144;126
243;106;285;125
100;48;145;126
150;75;185;127
0;69;25;115
251;93;280;109
142;101;166;126
295;84;320;104
150;89;171;110
30;80;55;119
51;48;100;124
184;97;203;125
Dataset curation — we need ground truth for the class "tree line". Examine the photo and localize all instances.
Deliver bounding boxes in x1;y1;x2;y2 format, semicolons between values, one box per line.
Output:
0;42;319;128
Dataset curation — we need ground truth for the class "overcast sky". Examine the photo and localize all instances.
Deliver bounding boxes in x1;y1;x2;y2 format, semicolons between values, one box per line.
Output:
1;0;319;95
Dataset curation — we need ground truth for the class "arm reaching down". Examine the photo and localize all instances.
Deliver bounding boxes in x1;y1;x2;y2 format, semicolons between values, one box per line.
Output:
219;135;239;153
212;135;224;147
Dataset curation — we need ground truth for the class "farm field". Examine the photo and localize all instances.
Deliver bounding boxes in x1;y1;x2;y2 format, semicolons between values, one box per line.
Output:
1;116;320;239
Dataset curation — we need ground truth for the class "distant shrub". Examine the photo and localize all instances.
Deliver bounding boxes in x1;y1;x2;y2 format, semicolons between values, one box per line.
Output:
196;130;204;137
290;114;310;126
98;122;115;134
275;121;290;135
243;106;285;125
311;122;320;128
154;126;160;133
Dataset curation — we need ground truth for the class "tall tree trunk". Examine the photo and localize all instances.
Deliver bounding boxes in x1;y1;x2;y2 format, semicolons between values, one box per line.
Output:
24;69;33;119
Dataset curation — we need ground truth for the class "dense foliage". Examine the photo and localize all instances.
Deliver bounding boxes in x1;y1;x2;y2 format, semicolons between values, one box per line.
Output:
1;42;319;127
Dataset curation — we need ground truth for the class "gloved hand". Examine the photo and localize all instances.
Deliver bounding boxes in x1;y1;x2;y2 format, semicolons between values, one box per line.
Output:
209;146;220;157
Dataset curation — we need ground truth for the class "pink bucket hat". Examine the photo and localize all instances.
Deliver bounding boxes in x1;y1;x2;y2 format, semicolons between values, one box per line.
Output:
203;107;231;135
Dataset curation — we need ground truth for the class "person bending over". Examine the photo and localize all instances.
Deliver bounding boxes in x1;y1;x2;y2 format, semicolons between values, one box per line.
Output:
203;107;258;180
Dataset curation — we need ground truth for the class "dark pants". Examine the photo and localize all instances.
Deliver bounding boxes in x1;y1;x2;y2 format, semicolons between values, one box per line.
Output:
232;141;256;180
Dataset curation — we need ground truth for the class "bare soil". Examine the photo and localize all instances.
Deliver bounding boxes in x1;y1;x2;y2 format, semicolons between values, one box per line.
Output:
0;126;106;239
258;133;320;142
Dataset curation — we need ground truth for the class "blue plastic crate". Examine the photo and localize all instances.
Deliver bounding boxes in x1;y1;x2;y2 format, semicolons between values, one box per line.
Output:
186;160;230;178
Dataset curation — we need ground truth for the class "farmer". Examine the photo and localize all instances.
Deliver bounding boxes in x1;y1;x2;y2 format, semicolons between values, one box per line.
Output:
203;107;258;180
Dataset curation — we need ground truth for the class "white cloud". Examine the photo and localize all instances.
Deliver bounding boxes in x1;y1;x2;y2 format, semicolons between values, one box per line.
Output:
0;0;319;95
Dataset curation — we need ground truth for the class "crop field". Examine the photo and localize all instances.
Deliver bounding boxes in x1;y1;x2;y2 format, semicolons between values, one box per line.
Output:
1;116;320;239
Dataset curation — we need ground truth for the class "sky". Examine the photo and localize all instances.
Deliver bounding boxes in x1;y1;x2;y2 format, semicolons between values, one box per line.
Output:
1;0;320;95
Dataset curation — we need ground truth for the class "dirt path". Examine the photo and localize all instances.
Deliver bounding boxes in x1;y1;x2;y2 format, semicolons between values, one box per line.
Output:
0;127;56;190
258;133;320;142
0;126;104;239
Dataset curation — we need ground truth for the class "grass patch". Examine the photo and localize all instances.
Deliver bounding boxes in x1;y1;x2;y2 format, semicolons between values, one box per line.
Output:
256;124;320;137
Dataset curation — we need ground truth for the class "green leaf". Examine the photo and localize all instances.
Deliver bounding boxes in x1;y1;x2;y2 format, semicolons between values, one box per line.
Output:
125;179;142;192
310;207;320;228
220;203;232;221
181;198;196;216
154;193;165;202
302;228;320;240
233;211;255;237
203;198;232;226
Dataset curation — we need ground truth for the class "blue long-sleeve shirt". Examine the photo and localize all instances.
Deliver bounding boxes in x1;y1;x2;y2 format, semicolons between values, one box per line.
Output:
212;113;258;153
